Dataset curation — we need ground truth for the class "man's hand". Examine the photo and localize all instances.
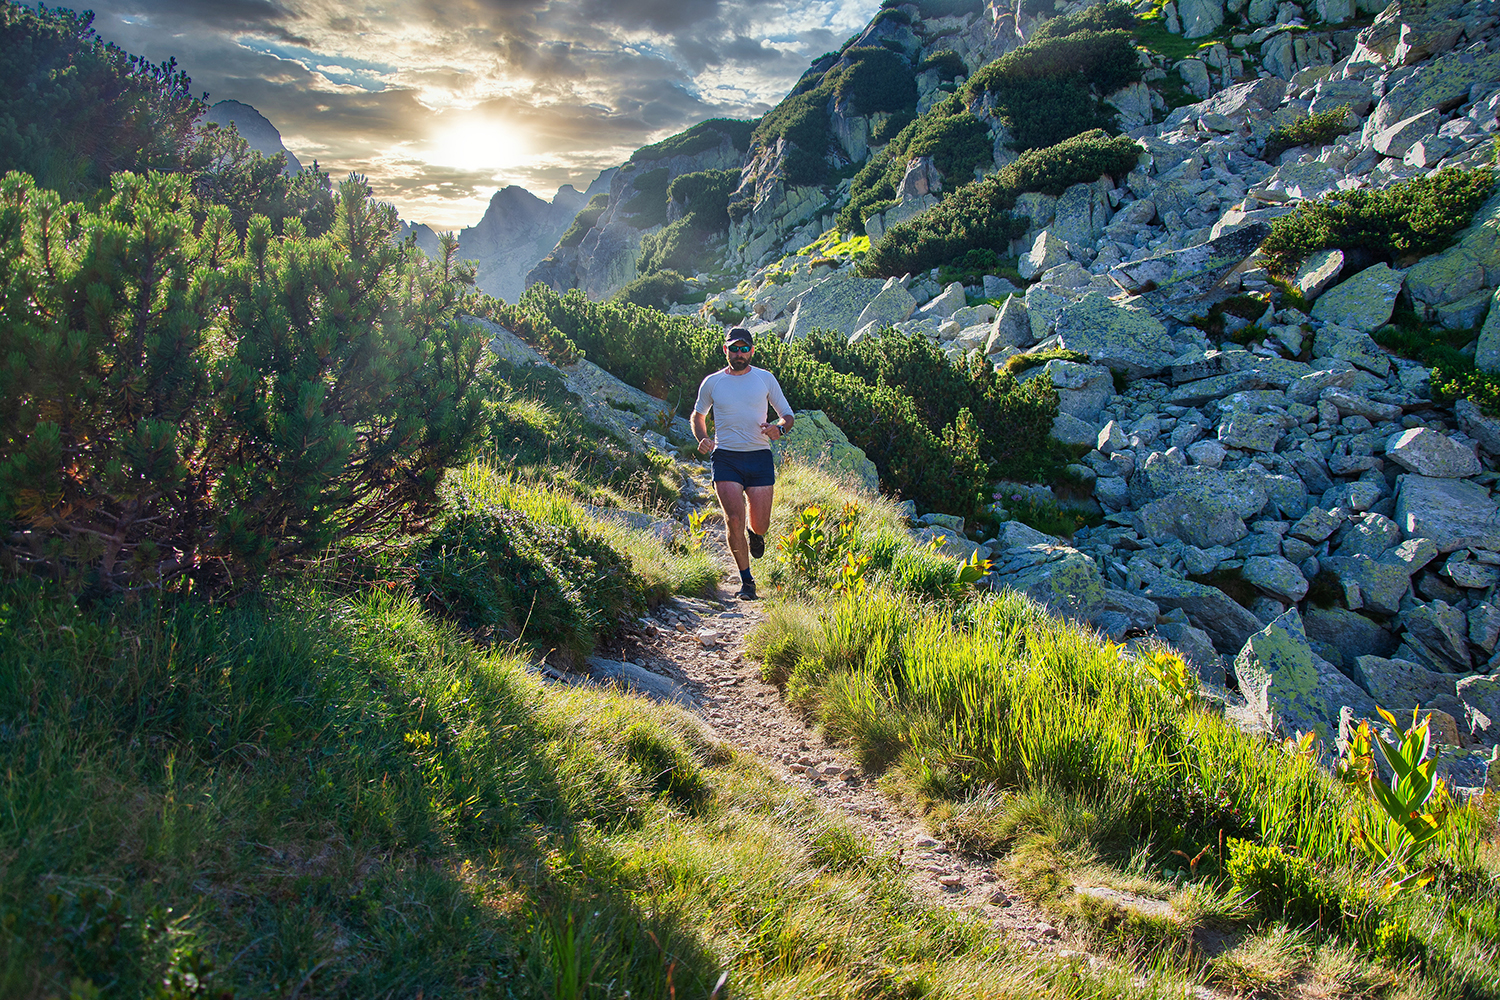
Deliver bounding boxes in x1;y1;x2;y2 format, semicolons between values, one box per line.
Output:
697;436;714;454
760;420;784;441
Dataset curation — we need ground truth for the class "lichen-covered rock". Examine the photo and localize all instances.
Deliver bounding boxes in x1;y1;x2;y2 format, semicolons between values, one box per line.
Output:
1243;555;1309;602
1108;224;1270;319
1133;493;1250;548
771;409;880;493
1457;674;1500;741
1322;553;1412;615
992;546;1106;621
1019;230;1072;280
786;272;885;340
1028;360;1114;421
1218;411;1284;452
987;295;1033;352
1350;655;1456;708
1305;606;1399;662
1148;577;1266;652
1384;427;1482;478
1402;600;1472;671
852;279;917;338
1054;291;1176;379
1235;608;1378;743
1154;621;1223;684
1404;191;1500;314
1310;263;1405;333
1177;0;1225;37
1474;287;1500;372
1396;475;1500;553
1051;412;1099;449
1294;248;1346;303
1372;108;1442;158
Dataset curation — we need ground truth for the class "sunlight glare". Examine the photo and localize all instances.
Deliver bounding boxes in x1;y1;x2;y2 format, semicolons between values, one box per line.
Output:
424;117;532;173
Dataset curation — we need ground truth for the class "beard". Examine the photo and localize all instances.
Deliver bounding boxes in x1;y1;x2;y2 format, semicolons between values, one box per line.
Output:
728;355;750;371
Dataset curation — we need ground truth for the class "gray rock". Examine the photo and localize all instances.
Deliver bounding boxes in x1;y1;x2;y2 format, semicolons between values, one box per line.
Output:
1218;411;1284;453
1469;602;1500;653
917;280;968;320
853;280;918;335
1372;108;1442;159
1350;655;1456;709
1051;181;1115;247
1054;291;1177;379
1148;577;1266;652
1405;189;1500;316
1310;263;1405;334
787;272;887;340
1133;493;1250;548
588;657;697;706
1385;428;1481;478
1335;513;1402;559
1051;412;1100;449
987;295;1033;352
1287;367;1361;406
1178;0;1225;36
1108;224;1271;319
1396;475;1500;553
1177;58;1212;99
1019;230;1071;281
1321;387;1402;422
993;546;1106;621
996;520;1058;549
1095;476;1130;509
1443;551;1499;589
1294;248;1344;302
1457;675;1500;741
1291;507;1342;543
1187;438;1228;467
1025;284;1070;342
1385;537;1441;576
1311;326;1391;374
1098;587;1161;630
1456;398;1500;455
1244;555;1309;602
1041;360;1115;422
771;409;882;493
1098;420;1128;454
1305;606;1399;662
1474;287;1500;373
1154;622;1224;684
1323;553;1412;615
1403;600;1472;671
1235;608;1378;742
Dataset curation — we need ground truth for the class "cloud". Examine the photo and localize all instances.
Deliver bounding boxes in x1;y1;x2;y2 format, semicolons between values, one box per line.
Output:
81;0;881;228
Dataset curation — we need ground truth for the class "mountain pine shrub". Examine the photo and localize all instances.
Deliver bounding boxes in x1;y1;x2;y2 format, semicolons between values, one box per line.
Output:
0;171;490;592
995;129;1143;196
1260;165;1496;274
620;167;670;226
628;118;756;164
559;192;610;247
858;172;1029;276
1261;103;1356;162
0;3;203;198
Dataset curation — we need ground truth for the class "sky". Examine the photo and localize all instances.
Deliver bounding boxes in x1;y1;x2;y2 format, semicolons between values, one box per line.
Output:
80;0;883;229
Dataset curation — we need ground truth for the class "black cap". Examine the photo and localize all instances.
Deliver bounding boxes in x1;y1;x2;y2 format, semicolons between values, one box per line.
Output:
724;327;753;347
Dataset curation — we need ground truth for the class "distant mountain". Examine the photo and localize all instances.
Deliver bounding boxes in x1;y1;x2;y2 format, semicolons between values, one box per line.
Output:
408;170;616;303
204;100;303;173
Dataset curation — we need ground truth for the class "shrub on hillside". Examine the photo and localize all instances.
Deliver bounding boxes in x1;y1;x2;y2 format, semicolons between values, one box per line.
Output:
1262;104;1356;162
989;76;1114;151
0;171;490;592
751;92;833;186
613;269;689;311
629;118;757;163
858;173;1029;277
1260;166;1496;274
832;47;919;115
918;49;967;77
416;484;642;660
621;167;670;226
559;192;610;248
1032;0;1137;39
995;129;1143;196
839;96;994;234
0;4;203;198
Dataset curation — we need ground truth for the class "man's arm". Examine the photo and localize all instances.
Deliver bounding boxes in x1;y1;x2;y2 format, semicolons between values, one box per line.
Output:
692;410;713;454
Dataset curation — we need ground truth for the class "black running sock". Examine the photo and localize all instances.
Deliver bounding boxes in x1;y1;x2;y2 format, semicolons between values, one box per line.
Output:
740;568;754;585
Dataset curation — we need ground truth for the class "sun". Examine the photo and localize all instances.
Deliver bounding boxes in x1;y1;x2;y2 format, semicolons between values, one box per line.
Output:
424;115;532;173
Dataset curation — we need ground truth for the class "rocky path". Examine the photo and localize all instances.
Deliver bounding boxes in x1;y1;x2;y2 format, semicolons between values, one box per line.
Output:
585;557;1078;952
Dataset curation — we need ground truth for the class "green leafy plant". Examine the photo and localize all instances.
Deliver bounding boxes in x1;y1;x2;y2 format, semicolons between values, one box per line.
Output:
1353;708;1454;892
1138;647;1198;711
1226;838;1341;926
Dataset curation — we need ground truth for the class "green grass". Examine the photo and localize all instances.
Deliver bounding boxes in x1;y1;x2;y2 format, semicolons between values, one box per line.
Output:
742;470;1500;995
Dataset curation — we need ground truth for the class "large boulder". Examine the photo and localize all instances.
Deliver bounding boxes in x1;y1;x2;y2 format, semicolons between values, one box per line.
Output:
1054;291;1177;379
987;295;1033;351
1304;606;1399;662
990;546;1106;621
1107;224;1271;319
1026;360;1115;421
1384;428;1482;478
1476;287;1500;372
1133;493;1249;548
786;272;886;340
1457;675;1500;742
1235;609;1378;743
771;410;880;493
1147;577;1265;653
1406;190;1500;316
1178;0;1225;36
1396;475;1500;553
1322;553;1414;615
1310;263;1405;333
851;279;917;337
1350;655;1456;710
1243;555;1309;603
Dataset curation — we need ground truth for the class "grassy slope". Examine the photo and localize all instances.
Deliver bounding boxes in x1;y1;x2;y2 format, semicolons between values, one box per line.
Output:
749;469;1500;1000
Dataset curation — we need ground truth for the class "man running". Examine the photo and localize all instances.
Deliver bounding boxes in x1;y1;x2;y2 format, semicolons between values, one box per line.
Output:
692;328;795;601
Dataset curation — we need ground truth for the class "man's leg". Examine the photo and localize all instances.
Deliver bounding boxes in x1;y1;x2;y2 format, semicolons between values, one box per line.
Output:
746;485;774;538
715;480;750;571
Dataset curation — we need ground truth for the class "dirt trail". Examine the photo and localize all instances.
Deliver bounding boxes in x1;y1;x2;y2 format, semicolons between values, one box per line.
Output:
585;546;1078;953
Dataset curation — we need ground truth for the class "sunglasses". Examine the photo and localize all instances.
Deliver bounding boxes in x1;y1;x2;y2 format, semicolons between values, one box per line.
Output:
726;343;752;353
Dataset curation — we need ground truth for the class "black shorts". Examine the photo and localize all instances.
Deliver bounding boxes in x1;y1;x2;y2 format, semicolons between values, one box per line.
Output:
712;448;776;487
